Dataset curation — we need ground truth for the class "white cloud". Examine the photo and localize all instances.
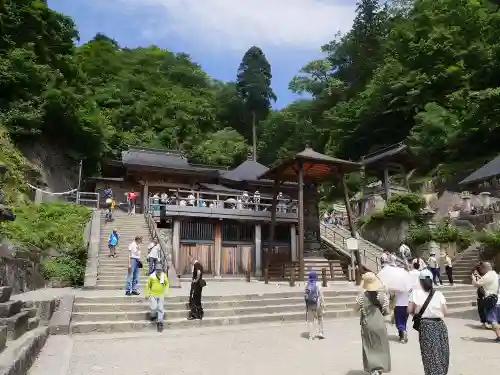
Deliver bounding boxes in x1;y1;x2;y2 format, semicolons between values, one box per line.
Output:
120;0;356;52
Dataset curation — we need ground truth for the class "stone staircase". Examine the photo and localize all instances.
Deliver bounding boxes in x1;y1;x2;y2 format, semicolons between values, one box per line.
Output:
452;242;481;283
0;286;48;374
320;223;394;272
96;213;152;290
69;285;477;334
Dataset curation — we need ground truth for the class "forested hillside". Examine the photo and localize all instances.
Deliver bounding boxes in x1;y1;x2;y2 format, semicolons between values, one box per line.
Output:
2;0;500;195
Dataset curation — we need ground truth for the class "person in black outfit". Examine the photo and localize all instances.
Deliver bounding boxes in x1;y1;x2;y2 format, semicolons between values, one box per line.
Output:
473;262;488;327
188;254;205;320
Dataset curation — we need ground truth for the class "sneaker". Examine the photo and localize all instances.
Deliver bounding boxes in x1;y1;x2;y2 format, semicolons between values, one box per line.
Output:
125;291;131;296
317;332;325;339
131;291;140;296
494;337;500;342
157;322;164;333
403;332;408;343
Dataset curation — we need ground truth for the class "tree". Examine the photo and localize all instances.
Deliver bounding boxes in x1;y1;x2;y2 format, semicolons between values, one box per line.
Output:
236;46;276;161
191;128;248;166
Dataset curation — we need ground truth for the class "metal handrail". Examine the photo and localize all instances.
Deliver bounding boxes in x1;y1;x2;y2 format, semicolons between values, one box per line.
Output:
320;223;382;272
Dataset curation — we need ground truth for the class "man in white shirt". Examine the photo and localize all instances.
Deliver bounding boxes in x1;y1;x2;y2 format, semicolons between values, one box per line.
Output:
125;236;142;296
472;262;500;338
444;252;453;285
427;253;443;286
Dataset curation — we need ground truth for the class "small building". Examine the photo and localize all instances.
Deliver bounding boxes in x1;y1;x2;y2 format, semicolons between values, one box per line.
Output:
90;147;322;278
355;142;416;217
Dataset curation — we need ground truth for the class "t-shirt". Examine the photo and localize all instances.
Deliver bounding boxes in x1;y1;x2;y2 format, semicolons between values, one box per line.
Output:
445;256;452;267
410;289;446;318
148;244;160;260
128;241;141;259
476;270;499;296
127;192;137;201
427;256;438;268
395;290;409;306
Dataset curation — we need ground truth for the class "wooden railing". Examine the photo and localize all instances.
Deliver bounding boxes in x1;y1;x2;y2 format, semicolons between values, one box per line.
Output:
144;212;181;287
149;188;298;213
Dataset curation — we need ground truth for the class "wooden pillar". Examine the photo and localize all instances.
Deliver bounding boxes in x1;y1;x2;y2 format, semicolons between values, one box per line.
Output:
172;220;181;271
214;220;222;276
266;179;279;269
298;159;305;281
255;223;262;277
143;182;149;213
383;167;390;200
290;224;297;262
341;174;361;284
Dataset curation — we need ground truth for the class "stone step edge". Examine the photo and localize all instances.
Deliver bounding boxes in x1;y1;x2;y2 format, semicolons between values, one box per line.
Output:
72;299;476;317
0;327;49;375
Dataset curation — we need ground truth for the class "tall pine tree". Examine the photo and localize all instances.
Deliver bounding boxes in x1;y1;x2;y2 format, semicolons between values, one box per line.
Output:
236;46;276;161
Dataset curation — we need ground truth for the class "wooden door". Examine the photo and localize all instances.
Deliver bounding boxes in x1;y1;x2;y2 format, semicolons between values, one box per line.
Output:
179;243;214;276
221;244;253;275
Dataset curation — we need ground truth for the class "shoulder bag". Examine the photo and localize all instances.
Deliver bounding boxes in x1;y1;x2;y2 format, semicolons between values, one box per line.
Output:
412;290;435;332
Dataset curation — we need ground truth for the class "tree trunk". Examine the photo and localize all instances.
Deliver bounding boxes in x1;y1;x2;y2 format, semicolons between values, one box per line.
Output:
252;111;257;161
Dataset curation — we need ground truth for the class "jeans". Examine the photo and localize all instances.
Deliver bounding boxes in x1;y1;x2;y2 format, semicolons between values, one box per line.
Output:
125;258;140;293
149;296;164;323
394;306;409;334
430;267;442;285
148;257;157;275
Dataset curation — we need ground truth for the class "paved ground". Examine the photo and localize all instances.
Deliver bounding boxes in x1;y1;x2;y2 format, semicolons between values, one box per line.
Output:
30;316;498;375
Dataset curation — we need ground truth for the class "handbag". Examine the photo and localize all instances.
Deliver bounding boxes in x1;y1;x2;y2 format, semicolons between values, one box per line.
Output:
412;290;435;332
137;260;143;269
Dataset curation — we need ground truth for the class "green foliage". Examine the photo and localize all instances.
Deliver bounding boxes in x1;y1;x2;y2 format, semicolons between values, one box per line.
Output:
407;223;473;249
387;193;426;213
191;128;248;166
477;231;500;259
360;193;424;225
0;202;91;286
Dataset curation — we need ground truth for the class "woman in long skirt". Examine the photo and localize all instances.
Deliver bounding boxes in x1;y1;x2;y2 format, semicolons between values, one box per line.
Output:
354;272;391;375
408;269;449;375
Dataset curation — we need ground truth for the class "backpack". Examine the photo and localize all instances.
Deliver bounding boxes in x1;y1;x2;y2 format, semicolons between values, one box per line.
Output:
305;281;319;306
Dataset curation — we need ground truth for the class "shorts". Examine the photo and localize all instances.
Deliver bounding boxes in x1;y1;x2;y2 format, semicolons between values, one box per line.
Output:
486;304;500;324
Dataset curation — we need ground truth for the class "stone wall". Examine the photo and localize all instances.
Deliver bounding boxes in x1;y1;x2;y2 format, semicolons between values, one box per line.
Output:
359;220;410;252
0;256;45;294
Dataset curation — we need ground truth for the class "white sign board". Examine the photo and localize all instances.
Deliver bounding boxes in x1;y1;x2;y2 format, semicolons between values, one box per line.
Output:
346;237;359;251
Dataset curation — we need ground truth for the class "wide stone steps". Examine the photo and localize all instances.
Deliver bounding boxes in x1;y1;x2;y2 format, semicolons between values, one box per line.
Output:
70;286;477;334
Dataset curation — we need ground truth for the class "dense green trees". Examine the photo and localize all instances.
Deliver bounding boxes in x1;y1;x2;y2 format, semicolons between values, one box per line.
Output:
2;0;500;189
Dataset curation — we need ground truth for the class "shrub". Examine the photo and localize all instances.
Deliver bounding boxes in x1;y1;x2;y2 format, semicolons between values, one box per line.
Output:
0;202;91;286
387;193;426;213
477;231;500;260
406;223;474;250
407;225;432;247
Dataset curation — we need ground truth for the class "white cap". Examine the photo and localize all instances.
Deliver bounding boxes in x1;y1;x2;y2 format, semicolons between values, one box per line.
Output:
419;269;433;280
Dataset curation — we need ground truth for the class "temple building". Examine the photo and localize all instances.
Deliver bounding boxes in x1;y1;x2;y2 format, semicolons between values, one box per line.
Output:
90;147;317;278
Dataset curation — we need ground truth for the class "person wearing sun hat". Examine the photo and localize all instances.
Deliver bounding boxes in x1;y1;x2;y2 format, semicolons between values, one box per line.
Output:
354;272;391;375
408;268;449;375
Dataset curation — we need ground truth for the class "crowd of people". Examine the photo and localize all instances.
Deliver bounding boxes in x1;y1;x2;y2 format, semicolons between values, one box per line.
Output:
322;210;346;226
106;232;205;332
148;189;296;213
349;258;500;375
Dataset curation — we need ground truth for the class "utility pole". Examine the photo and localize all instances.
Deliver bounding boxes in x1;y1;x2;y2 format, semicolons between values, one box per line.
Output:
76;160;82;204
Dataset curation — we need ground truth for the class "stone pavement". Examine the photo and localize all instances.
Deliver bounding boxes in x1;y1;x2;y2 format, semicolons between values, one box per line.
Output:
30;316;497;375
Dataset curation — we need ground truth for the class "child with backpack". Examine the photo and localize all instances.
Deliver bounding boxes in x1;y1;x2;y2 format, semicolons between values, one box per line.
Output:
304;271;325;340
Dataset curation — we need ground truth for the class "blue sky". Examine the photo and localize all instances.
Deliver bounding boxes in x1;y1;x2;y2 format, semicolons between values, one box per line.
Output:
48;0;356;108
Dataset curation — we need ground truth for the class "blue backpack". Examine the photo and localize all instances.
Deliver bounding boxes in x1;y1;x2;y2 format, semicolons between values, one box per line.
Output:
305;281;319;306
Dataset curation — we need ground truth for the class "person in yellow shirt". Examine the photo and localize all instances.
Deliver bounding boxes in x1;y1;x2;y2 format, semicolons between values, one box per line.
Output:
145;263;169;332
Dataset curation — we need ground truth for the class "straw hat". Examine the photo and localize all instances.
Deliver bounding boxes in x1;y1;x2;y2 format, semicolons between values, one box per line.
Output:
361;272;383;291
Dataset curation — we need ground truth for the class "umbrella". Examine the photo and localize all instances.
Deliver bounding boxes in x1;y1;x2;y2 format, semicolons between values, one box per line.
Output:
377;265;412;292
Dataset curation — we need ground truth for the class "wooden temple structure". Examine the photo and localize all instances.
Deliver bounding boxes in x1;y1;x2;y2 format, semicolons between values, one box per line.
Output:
355;142;417;217
90;146;362;279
